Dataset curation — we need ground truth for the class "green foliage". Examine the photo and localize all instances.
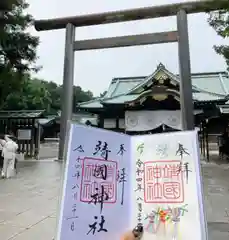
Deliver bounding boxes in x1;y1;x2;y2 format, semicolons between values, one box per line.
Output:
0;0;39;73
4;75;94;114
72;86;93;105
208;3;229;69
0;0;94;112
0;0;40;108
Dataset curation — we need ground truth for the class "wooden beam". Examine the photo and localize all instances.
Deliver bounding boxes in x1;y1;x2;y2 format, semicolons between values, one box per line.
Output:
34;0;228;31
0;11;4;20
73;31;178;51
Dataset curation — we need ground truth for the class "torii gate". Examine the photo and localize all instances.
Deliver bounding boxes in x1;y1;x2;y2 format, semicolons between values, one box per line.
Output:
34;0;228;161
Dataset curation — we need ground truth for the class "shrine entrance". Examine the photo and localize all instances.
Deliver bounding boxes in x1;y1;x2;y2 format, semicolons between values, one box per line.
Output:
0;110;44;158
34;0;227;160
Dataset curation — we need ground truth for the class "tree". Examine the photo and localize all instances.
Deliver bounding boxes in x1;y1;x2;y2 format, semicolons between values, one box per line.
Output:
43;81;61;114
5;76;52;111
208;3;229;69
0;0;39;108
5;76;94;114
73;86;93;103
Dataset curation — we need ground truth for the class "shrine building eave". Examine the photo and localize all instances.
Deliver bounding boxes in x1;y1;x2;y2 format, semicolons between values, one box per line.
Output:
77;91;228;113
77;63;229;113
76;98;104;114
217;100;229;114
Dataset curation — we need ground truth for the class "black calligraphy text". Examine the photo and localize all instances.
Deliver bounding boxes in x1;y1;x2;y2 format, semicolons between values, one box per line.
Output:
87;215;108;235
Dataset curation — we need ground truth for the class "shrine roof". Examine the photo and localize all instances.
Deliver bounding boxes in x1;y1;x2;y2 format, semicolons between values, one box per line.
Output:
77;99;103;108
49;112;98;125
104;77;144;98
191;72;229;96
0;110;45;118
192;92;226;102
78;63;229;109
101;91;224;105
218;104;229;114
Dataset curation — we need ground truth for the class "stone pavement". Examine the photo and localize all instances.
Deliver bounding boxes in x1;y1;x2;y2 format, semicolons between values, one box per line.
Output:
202;161;229;239
0;161;62;240
0;160;229;240
39;142;59;160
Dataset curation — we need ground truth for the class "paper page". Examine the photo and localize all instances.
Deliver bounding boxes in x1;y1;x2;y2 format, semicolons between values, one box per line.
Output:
57;124;132;240
131;130;207;240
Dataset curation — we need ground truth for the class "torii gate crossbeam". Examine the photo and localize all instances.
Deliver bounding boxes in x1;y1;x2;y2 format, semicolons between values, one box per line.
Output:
35;0;227;30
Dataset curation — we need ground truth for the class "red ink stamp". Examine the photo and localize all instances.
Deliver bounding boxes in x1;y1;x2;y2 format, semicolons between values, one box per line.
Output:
80;157;117;203
144;160;184;203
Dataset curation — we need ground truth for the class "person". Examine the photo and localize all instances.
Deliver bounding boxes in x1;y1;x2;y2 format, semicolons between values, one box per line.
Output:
219;128;229;161
1;135;18;178
0;136;6;171
121;224;143;240
121;231;135;240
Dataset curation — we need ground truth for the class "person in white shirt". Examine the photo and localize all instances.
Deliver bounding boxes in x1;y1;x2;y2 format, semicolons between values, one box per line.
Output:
1;135;18;178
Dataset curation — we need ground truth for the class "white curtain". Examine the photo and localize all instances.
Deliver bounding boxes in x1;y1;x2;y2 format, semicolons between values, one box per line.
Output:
103;119;116;128
125;110;201;131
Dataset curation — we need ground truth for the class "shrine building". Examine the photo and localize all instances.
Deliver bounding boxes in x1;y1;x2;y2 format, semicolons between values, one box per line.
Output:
76;63;229;160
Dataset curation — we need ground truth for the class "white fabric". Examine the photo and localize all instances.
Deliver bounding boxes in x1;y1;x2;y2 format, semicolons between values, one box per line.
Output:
2;158;15;178
104;119;116;128
125;110;182;131
0;139;6;151
1;137;18;178
125;110;202;131
3;139;18;159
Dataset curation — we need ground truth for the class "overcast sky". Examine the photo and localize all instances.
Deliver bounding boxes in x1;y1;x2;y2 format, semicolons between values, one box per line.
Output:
28;0;228;96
